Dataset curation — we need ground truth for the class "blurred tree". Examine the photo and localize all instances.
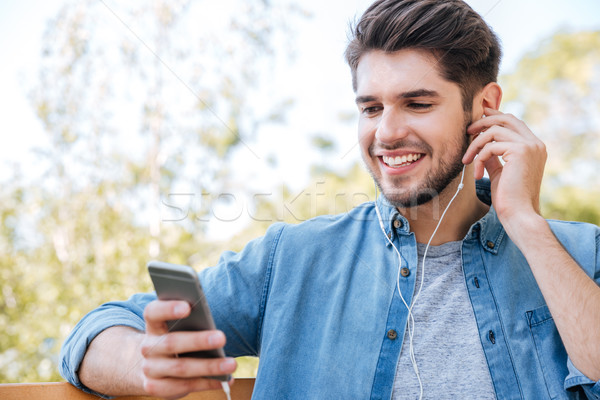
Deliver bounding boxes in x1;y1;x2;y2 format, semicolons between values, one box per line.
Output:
500;30;600;225
0;0;304;383
3;7;599;386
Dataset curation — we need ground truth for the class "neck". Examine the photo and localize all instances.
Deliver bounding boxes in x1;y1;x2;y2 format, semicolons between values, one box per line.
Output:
398;168;489;245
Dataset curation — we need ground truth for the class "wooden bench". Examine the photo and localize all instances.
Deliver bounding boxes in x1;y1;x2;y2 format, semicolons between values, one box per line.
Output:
0;379;255;399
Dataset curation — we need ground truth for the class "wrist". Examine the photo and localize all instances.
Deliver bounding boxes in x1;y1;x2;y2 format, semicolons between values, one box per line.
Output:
501;211;548;245
80;326;147;396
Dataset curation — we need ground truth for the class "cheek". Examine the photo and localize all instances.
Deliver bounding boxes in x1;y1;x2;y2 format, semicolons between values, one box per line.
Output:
411;112;461;143
408;113;441;131
357;118;376;150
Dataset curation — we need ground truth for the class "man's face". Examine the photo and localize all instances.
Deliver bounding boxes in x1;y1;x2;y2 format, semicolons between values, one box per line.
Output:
355;49;471;208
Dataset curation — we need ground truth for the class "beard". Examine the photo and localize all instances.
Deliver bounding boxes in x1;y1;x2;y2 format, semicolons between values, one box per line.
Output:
366;122;470;209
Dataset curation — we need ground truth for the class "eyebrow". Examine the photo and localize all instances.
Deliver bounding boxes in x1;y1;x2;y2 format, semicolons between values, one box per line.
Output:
355;89;441;105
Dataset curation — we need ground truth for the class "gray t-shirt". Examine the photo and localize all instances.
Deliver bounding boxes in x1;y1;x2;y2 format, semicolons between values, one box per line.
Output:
392;241;496;399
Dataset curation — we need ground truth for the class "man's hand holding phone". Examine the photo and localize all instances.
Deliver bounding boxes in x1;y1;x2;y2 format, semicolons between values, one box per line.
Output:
143;261;236;399
140;300;236;399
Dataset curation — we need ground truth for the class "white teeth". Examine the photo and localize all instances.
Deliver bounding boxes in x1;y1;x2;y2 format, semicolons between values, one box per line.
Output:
383;153;422;167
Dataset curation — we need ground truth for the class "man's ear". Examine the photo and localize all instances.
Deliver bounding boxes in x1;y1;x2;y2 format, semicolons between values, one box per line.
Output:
472;82;502;120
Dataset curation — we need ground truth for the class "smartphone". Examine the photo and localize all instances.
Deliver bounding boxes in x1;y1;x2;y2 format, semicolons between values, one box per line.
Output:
147;260;231;381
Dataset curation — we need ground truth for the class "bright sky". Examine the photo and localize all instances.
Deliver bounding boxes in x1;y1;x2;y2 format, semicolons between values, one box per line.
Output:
1;0;599;235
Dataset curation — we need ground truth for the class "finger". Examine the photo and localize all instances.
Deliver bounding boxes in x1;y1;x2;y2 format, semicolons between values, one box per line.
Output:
472;142;506;179
472;151;503;180
463;125;520;164
468;109;529;137
472;155;498;181
141;330;226;357
142;355;237;379
484;155;503;179
482;107;502;116
143;376;224;400
144;300;190;334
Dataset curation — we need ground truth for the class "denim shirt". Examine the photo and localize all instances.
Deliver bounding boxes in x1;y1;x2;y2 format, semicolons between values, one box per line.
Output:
60;180;600;399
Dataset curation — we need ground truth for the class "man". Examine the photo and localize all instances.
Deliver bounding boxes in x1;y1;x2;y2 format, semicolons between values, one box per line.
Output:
60;0;600;398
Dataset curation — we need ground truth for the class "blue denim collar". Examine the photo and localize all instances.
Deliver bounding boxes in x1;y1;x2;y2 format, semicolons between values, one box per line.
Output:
375;194;409;246
376;178;505;251
471;178;505;254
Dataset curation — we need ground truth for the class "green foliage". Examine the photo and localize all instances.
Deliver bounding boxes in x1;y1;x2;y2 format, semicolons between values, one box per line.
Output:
3;6;599;387
541;186;600;226
500;30;600;224
310;134;337;152
1;0;305;383
502;31;600;102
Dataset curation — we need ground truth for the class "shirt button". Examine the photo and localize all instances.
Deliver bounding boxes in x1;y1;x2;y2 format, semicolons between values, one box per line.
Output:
486;240;495;249
387;329;398;340
387;232;392;240
393;219;403;229
488;330;496;344
400;267;410;277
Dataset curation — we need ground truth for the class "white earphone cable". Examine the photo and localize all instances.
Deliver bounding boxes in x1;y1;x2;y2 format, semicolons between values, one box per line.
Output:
374;165;466;399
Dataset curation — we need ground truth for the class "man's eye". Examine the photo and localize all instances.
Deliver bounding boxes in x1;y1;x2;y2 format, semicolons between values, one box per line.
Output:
408;103;432;110
362;106;382;115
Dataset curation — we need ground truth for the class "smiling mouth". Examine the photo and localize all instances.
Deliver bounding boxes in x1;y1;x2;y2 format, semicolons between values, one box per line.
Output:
382;153;423;168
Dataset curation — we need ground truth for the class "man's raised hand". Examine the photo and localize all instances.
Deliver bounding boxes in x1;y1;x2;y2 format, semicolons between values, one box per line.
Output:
463;107;547;230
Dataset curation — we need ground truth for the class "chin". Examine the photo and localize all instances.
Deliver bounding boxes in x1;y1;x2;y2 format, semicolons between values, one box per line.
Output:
377;174;446;208
383;189;440;208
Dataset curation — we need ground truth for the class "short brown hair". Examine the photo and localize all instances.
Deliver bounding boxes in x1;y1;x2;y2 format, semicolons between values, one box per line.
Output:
345;0;502;111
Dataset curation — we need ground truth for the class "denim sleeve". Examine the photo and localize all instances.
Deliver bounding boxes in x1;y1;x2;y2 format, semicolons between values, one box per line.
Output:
59;292;156;396
565;359;600;399
199;222;286;357
59;222;286;396
563;229;600;399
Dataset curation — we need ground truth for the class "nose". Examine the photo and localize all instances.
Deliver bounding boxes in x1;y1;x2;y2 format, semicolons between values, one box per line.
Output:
375;108;410;145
